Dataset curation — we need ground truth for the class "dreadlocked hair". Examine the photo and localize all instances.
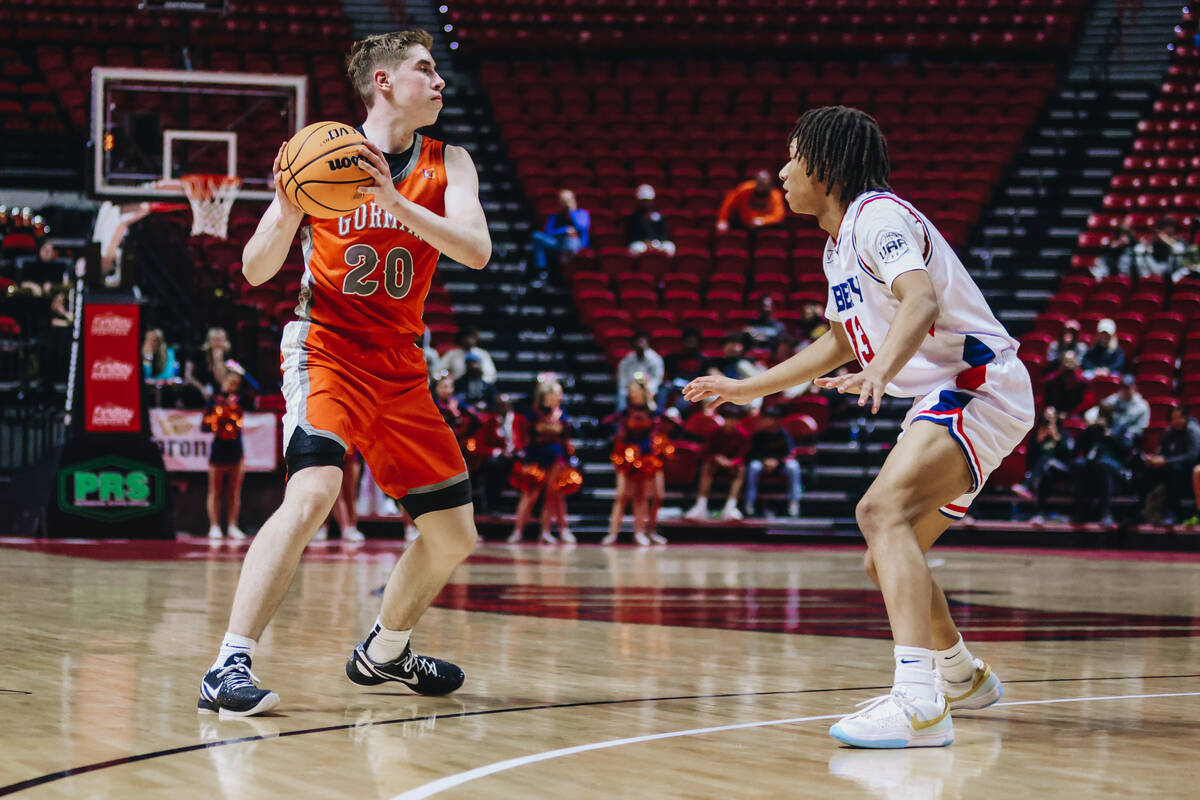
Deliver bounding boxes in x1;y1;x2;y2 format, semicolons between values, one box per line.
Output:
787;106;892;205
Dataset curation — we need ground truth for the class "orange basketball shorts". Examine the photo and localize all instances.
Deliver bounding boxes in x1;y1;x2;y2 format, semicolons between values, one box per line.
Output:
280;320;467;500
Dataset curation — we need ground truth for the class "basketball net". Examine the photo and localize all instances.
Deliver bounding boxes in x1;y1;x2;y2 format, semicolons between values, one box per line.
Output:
180;174;240;238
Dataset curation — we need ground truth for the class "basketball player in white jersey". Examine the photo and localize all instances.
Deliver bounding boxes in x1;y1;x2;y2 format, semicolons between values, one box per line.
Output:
684;106;1034;748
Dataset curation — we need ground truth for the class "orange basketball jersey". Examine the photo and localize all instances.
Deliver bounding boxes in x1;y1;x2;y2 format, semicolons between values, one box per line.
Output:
295;132;446;337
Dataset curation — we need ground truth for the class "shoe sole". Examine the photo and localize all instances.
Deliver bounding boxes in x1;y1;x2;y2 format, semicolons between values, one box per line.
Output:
829;723;954;749
197;692;280;718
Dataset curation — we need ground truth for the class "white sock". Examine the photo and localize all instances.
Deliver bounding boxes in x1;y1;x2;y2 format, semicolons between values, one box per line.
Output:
893;645;939;703
936;635;977;684
212;632;255;671
366;618;411;662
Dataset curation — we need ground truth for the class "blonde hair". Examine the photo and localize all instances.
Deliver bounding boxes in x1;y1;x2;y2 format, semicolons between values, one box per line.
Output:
345;29;435;108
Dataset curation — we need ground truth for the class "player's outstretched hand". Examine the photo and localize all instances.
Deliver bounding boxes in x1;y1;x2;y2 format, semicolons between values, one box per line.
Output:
682;375;755;409
814;368;887;414
272;142;302;215
357;141;403;209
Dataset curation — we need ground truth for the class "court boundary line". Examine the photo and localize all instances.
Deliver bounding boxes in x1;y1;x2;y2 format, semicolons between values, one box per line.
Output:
2;674;1199;796
388;691;1200;800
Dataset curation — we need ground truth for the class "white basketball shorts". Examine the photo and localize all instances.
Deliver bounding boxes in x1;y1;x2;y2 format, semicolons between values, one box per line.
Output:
898;350;1035;519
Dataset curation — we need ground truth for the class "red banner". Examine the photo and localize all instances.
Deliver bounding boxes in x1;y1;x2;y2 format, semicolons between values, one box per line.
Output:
84;303;142;433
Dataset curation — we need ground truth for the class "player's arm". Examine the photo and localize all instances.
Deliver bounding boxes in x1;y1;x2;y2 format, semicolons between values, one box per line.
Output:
816;270;939;413
357;142;492;270
242;142;304;286
683;325;855;408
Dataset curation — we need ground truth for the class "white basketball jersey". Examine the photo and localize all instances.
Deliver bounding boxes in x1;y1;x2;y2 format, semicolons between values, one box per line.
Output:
822;191;1017;398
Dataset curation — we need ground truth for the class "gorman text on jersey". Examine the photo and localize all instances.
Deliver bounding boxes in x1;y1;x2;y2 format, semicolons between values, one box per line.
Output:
337;201;426;242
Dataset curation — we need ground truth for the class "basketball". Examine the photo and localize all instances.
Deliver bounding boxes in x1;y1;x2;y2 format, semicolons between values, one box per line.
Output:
280;121;373;219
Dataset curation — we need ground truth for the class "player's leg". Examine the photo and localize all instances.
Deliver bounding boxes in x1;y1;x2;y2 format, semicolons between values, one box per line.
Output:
828;420;972;749
863;509;1002;711
206;465;224;539
721;464;746;520
226;460;246;540
603;472;628;545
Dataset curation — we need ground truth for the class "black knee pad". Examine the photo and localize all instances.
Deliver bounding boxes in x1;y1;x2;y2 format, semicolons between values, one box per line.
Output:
285;428;346;477
400;475;472;520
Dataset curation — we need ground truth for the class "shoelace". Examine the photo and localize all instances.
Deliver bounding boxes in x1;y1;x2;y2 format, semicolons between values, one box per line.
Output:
401;650;440;677
852;691;925;719
218;661;262;691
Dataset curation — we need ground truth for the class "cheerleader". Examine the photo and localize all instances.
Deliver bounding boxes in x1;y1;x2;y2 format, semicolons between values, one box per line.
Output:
508;374;579;544
603;378;674;546
203;371;247;541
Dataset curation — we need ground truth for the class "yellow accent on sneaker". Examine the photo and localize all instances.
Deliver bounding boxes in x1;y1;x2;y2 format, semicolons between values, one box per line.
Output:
910;701;951;732
945;664;991;705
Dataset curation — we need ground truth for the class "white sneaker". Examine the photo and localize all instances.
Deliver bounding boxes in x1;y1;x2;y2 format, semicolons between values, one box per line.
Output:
559;528;577;544
311;524;328;541
942;660;1003;711
600;531;618;545
207;525;223;540
538;530;558;545
720;502;743;521
787;500;800;517
683;499;709;521
341;526;365;543
829;691;953;749
506;529;522;544
633;530;651;546
649;531;668;545
226;525;247;541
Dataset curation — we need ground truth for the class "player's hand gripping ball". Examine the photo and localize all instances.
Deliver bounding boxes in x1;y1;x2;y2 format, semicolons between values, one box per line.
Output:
279;121;374;219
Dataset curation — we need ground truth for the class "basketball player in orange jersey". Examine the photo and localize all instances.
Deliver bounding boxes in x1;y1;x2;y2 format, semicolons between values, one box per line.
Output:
197;29;491;717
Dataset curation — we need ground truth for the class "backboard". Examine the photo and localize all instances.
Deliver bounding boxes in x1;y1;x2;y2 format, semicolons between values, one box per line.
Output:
91;67;307;202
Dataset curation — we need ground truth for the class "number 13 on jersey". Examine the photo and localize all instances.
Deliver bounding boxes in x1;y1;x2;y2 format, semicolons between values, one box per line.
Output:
845;316;875;364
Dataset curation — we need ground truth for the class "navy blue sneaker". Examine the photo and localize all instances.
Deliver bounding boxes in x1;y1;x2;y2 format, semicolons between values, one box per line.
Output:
198;653;280;717
346;632;464;696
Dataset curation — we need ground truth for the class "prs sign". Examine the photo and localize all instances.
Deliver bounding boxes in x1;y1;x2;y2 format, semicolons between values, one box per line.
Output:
57;455;165;522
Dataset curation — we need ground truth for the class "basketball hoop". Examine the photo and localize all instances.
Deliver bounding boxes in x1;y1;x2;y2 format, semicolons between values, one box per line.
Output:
179;173;241;238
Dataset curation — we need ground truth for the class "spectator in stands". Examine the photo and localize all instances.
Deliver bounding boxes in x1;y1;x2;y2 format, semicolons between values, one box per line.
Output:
1090;216;1137;279
744;407;802;518
142;328;180;381
616;331;664;410
796;302;829;346
1043;351;1093;417
625;184;675;257
603;378;671;546
1016;406;1074;523
184;327;235;407
684;404;750;521
203;371;247;541
508;374;576;544
1085;374;1149;448
707;333;757;380
715;170;786;232
661;328;708;410
1081;318;1125;377
1134;218;1187;277
761;337;813;402
1046;319;1086;371
93;200;151;287
1170;244;1200;283
1069;408;1127;526
49;287;73;328
438;327;497;383
745;295;786;346
479;393;520;515
531;189;590;276
1142;405;1200;525
456;353;497;410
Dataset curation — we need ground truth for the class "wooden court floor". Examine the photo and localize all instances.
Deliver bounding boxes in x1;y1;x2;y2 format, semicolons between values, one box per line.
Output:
2;538;1200;798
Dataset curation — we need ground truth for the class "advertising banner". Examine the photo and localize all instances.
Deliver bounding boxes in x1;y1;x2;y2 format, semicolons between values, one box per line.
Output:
84;303;141;433
149;409;279;472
